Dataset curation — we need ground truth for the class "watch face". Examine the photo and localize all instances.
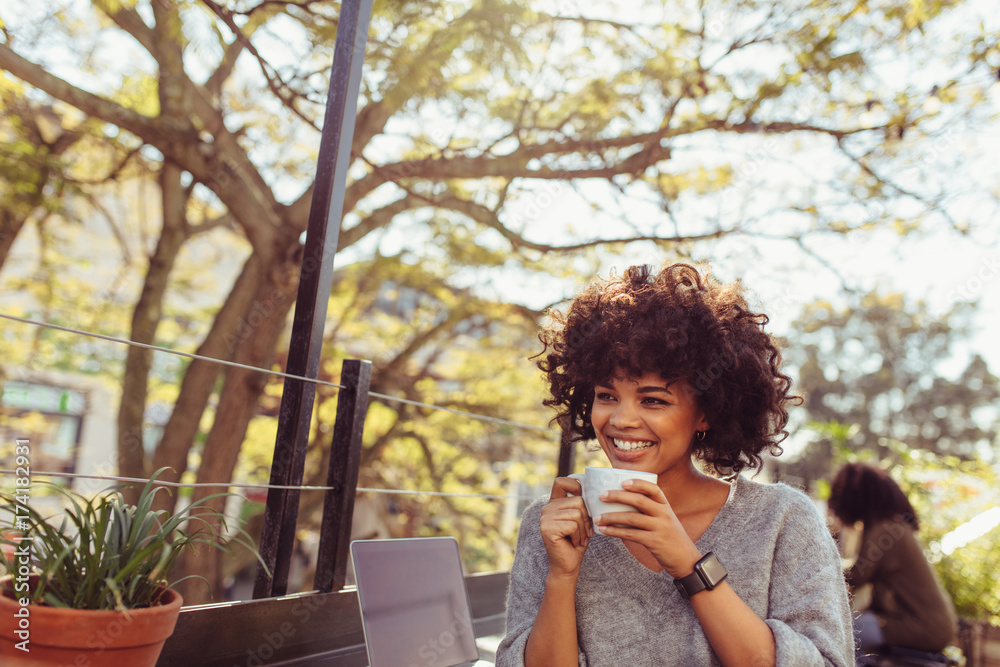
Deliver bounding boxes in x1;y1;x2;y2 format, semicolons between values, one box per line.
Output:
697;554;728;587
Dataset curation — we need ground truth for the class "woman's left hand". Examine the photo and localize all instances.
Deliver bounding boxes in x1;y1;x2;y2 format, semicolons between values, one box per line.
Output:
595;479;702;578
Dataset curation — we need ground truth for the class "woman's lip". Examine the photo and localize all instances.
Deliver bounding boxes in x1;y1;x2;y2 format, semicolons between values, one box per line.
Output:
610;436;656;449
609;439;656;461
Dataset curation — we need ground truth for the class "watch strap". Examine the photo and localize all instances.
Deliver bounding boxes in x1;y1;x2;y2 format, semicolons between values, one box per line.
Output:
674;567;708;599
673;551;727;600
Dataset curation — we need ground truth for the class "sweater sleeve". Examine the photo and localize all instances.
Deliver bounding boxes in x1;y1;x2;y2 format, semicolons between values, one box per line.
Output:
495;500;588;667
765;491;856;667
843;522;886;588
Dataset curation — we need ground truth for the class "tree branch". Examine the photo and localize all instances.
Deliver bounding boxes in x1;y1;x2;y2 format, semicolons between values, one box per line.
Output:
0;43;169;144
93;1;283;225
93;0;157;55
356;118;863;185
199;0;320;130
359;159;733;254
340;195;422;249
835;140;965;233
0;43;283;250
190;212;236;236
65;144;145;185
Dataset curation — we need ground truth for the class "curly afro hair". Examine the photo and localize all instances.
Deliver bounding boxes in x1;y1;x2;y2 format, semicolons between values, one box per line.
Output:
536;263;798;474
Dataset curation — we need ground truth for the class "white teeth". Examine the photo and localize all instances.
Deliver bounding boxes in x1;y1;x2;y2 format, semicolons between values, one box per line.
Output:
613;438;654;451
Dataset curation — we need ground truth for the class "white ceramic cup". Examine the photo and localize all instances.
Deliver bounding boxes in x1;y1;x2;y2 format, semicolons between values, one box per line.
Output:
568;467;659;535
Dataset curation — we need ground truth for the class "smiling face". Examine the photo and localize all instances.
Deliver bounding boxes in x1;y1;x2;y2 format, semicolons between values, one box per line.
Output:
591;371;709;476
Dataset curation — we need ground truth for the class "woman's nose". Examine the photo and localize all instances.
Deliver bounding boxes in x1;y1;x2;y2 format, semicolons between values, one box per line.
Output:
610;400;641;428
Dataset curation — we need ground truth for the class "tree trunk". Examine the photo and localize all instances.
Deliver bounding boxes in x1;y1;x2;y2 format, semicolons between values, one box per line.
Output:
149;250;276;513
117;164;188;502
175;242;299;604
0;209;28;274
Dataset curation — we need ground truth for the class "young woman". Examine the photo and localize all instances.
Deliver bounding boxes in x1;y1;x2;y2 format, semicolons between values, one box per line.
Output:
828;462;956;655
495;263;854;667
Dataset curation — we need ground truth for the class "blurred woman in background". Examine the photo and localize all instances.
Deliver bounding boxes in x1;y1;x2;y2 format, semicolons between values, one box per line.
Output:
828;462;957;656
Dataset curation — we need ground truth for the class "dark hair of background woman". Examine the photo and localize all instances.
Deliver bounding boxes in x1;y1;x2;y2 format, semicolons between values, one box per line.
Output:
535;263;799;474
828;462;920;530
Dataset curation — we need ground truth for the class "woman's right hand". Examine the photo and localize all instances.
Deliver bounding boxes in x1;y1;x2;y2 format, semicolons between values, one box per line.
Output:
539;477;593;579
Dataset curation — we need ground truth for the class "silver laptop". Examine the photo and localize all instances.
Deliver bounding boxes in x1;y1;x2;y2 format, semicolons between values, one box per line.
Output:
350;537;491;667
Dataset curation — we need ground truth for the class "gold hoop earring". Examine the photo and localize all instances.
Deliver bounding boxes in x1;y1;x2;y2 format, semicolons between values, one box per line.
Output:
695;430;706;441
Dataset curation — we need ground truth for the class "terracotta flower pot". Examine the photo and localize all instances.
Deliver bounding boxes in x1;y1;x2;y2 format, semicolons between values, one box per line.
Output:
0;575;183;667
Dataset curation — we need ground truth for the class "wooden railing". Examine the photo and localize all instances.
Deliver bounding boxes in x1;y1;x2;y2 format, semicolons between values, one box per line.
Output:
961;619;1000;667
157;571;508;666
155;357;520;666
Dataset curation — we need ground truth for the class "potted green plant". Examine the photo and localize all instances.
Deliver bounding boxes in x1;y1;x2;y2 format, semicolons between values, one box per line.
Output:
0;469;265;666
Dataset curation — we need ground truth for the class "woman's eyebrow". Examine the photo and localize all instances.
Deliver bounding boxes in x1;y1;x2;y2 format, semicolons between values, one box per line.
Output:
636;385;673;394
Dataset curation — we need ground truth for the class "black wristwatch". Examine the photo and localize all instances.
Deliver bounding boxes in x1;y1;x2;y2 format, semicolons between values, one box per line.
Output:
673;552;728;600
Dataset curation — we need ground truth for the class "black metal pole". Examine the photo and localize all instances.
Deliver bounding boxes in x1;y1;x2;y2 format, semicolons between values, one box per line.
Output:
253;0;374;599
313;359;371;593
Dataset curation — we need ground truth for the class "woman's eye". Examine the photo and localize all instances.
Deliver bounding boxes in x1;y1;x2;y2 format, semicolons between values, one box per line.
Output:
643;397;669;406
596;392;615;401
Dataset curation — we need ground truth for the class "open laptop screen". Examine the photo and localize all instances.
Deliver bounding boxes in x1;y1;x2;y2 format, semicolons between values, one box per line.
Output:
351;537;480;667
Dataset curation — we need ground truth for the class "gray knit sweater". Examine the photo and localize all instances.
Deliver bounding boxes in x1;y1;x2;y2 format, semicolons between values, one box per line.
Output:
495;476;855;666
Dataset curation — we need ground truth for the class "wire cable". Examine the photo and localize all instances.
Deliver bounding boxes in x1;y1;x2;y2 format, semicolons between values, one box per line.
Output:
0;312;556;435
0;312;346;391
0;470;544;501
367;390;555;433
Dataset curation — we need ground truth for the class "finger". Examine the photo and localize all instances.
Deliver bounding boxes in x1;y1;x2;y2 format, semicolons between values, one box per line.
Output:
543;506;589;525
593;520;662;547
598;490;654;512
543;495;589;518
594;511;660;533
549;476;584;500
544;516;590;548
620;479;667;501
544;502;592;539
592;523;661;551
600;489;670;514
543;507;592;543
